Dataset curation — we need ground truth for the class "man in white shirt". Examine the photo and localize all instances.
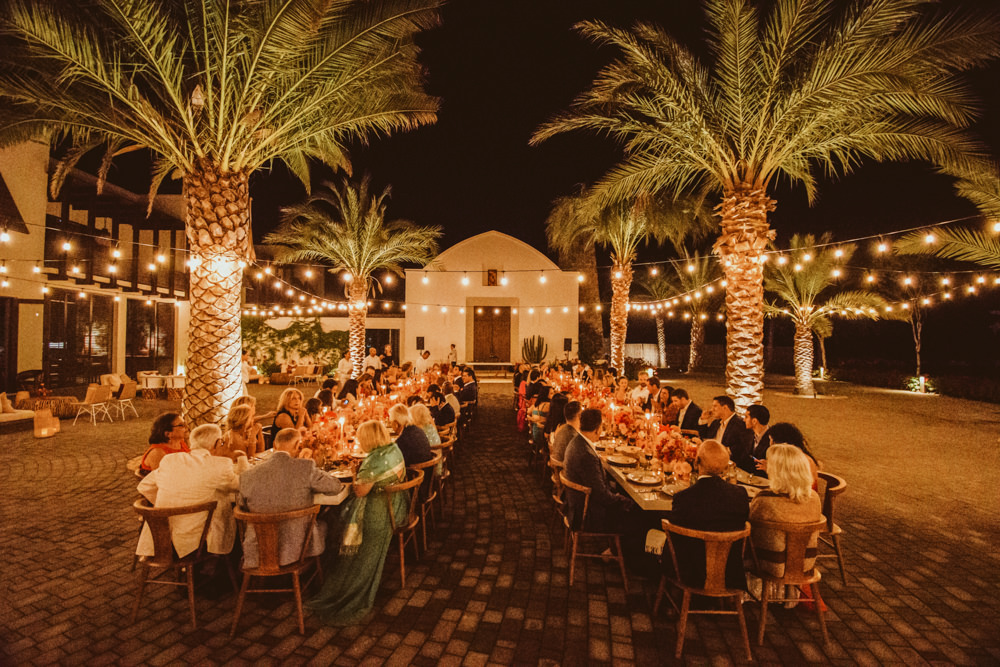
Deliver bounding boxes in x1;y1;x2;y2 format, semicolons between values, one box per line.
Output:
136;424;248;558
414;350;432;374
363;347;382;374
446;344;458;368
337;350;354;384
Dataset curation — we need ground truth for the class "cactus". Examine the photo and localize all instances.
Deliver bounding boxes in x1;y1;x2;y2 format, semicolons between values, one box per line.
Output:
521;335;548;364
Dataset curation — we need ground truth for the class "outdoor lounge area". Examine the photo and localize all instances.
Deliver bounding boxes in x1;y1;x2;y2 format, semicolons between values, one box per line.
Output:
2;376;998;665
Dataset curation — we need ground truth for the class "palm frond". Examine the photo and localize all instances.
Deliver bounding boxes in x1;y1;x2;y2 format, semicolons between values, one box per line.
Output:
895;226;1000;269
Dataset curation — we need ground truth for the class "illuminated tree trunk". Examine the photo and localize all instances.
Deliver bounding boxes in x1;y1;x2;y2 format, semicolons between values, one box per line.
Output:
714;188;776;412
688;317;704;371
609;260;632;375
348;280;369;378
910;306;924;377
817;333;829;372
793;320;815;395
183;161;251;426
655;314;666;368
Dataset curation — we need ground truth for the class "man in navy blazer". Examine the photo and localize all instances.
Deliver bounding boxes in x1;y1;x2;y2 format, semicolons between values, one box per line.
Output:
668;440;750;590
671;388;702;433
238;428;342;568
699;395;751;470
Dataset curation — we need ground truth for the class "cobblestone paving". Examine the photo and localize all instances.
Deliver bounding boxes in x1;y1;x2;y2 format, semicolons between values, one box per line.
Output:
2;379;999;665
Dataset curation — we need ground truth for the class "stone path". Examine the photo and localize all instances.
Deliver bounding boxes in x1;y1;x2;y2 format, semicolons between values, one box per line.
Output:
2;380;999;665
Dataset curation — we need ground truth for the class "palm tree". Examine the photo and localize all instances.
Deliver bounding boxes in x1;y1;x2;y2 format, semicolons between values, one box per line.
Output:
265;177;440;378
546;196;687;374
0;0;441;425
531;0;999;410
764;234;886;395
545;192;604;360
672;250;725;373
635;272;674;368
896;171;1000;269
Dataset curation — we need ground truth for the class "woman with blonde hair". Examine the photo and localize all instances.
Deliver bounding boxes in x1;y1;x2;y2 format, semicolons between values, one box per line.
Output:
309;419;408;625
410;403;441;447
272;388;311;432
224;403;263;457
749;444;823;583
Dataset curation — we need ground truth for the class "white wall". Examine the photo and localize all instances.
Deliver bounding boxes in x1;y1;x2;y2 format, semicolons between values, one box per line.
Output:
403;231;579;365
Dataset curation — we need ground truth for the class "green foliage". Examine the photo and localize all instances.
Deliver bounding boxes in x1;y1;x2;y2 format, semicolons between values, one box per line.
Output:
521;336;549;364
264;176;441;296
622;357;648;381
241;317;347;371
904;375;936;394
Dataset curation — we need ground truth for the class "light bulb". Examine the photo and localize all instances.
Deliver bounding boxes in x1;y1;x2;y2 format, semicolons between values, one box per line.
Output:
62;241;71;251
0;230;8;243
461;275;470;286
147;263;156;271
305;269;313;278
422;274;429;284
156;254;166;263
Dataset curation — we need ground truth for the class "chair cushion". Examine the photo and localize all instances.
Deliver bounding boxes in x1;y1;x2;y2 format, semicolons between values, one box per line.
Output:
0;392;14;414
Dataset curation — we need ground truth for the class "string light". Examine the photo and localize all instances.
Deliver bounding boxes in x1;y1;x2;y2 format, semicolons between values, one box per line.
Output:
500;274;508;286
539;272;547;284
61;241;71;251
461;273;470;286
422;273;429;285
0;229;8;243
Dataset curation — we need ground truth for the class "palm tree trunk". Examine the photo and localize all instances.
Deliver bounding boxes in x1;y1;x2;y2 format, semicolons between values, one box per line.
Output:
655;314;666;368
910;309;924;377
183;161;252;426
688;318;704;371
609;260;632;375
817;334;829;372
793;320;815;396
348;280;369;378
714;188;776;411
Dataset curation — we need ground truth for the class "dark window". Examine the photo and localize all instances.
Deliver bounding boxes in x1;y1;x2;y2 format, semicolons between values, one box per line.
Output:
486;270;498;286
43;289;113;387
126;300;175;376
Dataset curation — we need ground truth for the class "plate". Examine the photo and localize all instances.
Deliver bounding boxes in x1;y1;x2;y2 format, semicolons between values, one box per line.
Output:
618;445;643;457
661;483;685;496
330;469;354;479
626;472;660;485
607;455;636;467
350;451;367;459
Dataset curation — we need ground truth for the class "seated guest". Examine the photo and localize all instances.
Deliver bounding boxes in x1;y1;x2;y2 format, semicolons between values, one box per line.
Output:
524;369;543;402
308;420;409;625
613;377;630;405
356;373;376;398
139;412;190;475
699;395;750;470
670;389;702;432
550;400;581;462
543;392;569;444
563;409;650;564
337;379;359;405
758;422;820;486
225;404;264;458
316;388;335;411
668;440;750;589
630;379;650;407
642;377;662;413
458;368;478;404
414;349;432;374
529;386;552;449
405;394;423;407
659;385;679;425
273;388;312;432
136;424;247;558
442;382;462;417
238;427;342;568
388;404;433;467
749;444;823;578
304;397;323;422
741;405;772;474
410;403;441;447
427;387;456;427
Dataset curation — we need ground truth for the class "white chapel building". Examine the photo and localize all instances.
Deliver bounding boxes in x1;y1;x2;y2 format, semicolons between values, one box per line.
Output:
403;231;579;366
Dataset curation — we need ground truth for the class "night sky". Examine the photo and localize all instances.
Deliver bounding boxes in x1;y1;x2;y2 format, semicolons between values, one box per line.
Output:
104;0;1000;374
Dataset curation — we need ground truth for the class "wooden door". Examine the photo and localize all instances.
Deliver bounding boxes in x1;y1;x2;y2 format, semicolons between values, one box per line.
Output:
473;306;511;362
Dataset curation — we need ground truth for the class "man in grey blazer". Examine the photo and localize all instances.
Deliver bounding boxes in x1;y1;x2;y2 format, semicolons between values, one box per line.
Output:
238;428;343;568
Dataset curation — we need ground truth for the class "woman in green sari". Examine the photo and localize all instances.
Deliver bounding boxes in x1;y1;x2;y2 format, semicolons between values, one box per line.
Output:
308;420;409;625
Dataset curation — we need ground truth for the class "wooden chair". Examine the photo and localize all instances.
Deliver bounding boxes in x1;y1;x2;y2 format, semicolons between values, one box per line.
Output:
548;458;569;549
72;384;114;425
112;381;139;420
817;472;848;584
432;438;455;514
384;468;424;588
748;518;829;645
655;520;753;660
409;451;443;552
230;504;322;637
559;473;628;593
130;499;220;629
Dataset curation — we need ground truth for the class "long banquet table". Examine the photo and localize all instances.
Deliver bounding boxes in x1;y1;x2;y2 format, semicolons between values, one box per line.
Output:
588;439;767;512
